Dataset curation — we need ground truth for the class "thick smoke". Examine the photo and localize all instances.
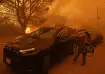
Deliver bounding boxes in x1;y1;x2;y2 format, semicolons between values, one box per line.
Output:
44;0;105;30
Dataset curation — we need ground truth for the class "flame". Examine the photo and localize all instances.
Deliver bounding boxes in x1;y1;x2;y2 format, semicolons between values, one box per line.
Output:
25;26;39;34
25;27;31;34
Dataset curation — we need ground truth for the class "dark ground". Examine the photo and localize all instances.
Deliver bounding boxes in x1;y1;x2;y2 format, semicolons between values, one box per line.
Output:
0;36;105;74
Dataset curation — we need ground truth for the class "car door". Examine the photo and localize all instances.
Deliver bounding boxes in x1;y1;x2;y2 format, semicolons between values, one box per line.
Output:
55;27;69;44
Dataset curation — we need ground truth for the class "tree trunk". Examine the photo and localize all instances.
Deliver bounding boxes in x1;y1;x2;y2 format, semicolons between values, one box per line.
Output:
19;21;27;34
21;26;26;34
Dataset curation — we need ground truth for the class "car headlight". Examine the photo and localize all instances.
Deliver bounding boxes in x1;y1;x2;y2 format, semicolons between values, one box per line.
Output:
19;48;35;53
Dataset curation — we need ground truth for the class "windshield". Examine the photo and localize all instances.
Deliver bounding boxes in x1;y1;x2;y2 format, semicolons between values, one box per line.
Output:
30;27;54;37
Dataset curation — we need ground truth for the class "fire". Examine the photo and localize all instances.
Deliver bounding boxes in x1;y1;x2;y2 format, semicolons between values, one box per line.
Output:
25;27;31;34
25;26;39;34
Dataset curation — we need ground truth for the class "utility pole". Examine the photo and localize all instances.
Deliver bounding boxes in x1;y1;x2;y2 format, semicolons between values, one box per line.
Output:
96;7;99;28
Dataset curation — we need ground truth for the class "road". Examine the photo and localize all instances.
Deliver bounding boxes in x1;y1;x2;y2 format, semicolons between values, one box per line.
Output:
0;36;16;74
0;35;105;74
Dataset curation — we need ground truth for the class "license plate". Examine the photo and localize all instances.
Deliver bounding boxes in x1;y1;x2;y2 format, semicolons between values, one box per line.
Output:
6;57;11;64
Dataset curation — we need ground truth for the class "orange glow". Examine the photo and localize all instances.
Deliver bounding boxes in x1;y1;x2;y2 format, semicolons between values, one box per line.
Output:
25;27;31;34
25;25;39;34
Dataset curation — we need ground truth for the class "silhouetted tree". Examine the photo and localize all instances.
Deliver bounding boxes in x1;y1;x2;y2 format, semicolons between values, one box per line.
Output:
0;0;5;3
2;0;53;33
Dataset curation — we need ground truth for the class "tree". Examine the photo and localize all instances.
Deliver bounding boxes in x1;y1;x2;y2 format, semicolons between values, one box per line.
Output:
0;0;5;3
2;0;53;33
0;16;22;36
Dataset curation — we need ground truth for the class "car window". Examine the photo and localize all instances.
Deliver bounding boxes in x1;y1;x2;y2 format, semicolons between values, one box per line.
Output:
30;27;54;37
56;28;69;41
39;29;57;38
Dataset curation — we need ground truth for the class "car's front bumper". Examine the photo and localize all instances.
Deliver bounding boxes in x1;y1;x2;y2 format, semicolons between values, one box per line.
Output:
3;46;44;70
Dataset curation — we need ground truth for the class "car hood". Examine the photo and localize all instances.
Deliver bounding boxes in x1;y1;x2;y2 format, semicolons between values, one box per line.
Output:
6;35;55;50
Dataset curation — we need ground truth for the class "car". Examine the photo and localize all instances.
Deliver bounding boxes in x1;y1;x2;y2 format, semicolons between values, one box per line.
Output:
3;26;103;74
3;26;76;73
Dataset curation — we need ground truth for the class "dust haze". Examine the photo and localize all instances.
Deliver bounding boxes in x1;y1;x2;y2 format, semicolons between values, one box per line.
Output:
44;0;105;31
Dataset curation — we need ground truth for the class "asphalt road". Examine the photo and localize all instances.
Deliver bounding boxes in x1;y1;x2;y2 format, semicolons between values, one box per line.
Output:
0;36;105;74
